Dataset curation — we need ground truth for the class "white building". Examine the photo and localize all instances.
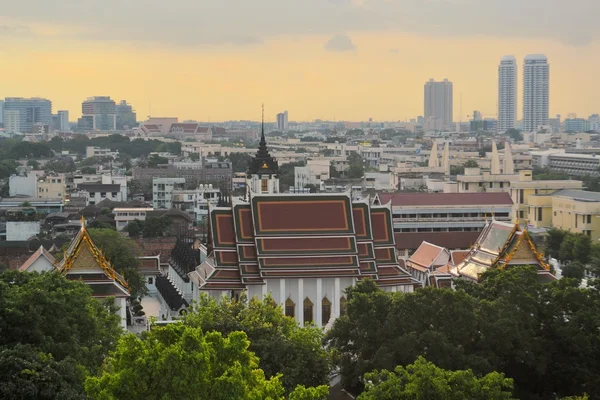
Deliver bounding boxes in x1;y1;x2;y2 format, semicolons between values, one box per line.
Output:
523;54;549;132
153;178;185;209
5;110;21;133
498;55;517;132
102;174;127;201
77;183;123;206
57;110;69;131
9;173;37;197
85;146;119;159
114;208;154;231
294;159;330;191
6;221;40;241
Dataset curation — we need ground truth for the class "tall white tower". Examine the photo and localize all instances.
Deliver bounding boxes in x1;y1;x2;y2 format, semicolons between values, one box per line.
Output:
523;54;549;132
247;106;280;194
498;56;517;133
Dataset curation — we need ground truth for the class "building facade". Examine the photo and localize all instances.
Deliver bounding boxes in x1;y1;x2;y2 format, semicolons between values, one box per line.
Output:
116;100;137;130
498;55;517;132
424;79;453;131
153;178;185;209
522;54;549;132
3;97;52;133
81;96;117;130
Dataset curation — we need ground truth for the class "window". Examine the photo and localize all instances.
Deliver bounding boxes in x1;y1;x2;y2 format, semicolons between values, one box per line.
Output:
285;298;295;318
101;192;106;198
519;210;524;218
322;296;332;326
519;189;524;204
340;296;348;317
464;183;469;190
489;182;493;188
148;277;154;285
587;215;592;224
261;179;268;193
538;207;542;222
500;182;504;188
303;297;314;325
89;192;95;197
112;192;117;197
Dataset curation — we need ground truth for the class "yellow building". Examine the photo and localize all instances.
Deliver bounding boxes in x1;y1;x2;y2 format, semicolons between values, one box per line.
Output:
37;174;67;200
549;190;600;240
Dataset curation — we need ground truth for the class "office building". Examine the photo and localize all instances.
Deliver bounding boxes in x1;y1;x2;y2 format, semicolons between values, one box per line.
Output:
522;55;549;132
57;110;69;131
564;118;590;132
3;97;52;133
116;100;137;130
81;96;117;130
0;100;4;126
276;110;288;131
424;79;453;131
498;55;517;132
4;110;21;133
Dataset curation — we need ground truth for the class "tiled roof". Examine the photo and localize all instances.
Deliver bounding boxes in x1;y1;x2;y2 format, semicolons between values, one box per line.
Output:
450;250;469;266
19;245;56;271
395;231;481;251
378;192;513;206
408;241;446;268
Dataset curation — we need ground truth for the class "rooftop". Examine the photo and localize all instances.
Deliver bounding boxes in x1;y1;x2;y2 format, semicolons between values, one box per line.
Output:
550;189;600;202
378;192;513;207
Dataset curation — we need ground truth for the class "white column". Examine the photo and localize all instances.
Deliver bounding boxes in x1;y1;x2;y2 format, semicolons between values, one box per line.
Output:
334;277;341;318
221;290;228;300
262;280;268;299
316;278;322;327
118;298;127;330
279;279;286;309
392;286;397;293
297;278;304;326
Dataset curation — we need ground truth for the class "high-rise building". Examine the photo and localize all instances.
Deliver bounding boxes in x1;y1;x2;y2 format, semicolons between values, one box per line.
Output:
3;97;52;133
276;110;289;131
522;55;549;132
0;100;4;127
4;110;21;133
81;96;117;130
498;55;517;132
424;79;453;131
116;100;137;130
57;110;69;131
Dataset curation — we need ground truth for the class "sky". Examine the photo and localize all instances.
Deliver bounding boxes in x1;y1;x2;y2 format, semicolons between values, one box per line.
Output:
0;0;599;123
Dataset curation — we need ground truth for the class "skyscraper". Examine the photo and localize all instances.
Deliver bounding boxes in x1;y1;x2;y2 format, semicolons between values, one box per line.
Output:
498;55;517;132
116;100;137;130
424;79;453;131
81;96;117;130
57;110;70;131
522;54;549;132
276;110;289;131
3;97;52;133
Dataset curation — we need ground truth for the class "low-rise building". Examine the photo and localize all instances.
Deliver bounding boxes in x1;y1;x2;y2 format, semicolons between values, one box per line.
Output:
37;174;67;200
171;184;220;222
86;146;119;159
153;178;185;210
9;173;37;197
77;183;123;206
114;208;154;231
548;153;600;176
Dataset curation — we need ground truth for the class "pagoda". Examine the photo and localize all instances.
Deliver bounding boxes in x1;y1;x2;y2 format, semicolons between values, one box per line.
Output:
57;217;130;328
188;110;418;327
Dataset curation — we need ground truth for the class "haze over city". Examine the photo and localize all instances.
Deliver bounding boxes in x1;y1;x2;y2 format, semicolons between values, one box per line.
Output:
1;0;599;122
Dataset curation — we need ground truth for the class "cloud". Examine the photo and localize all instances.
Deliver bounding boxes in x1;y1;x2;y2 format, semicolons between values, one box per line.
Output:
0;24;31;36
325;34;356;52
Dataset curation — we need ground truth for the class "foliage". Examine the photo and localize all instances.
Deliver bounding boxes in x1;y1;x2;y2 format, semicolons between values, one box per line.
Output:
505;128;523;142
0;158;19;179
146;154;168;168
220;153;252;173
327;269;600;399
80;166;97;174
347;151;364;179
545;228;567;259
464;159;479;168
124;219;143;237
547;228;591;264
0;271;122;398
88;228;146;298
532;166;570;181
44;158;76;173
288;385;330;400
87;220;115;230
0;344;86;400
142;215;173;237
0;140;54;160
185;295;331;394
304;184;318;193
279;161;306;192
27;159;40;169
562;261;586;283
451;159;479;175
85;324;285;400
358;356;515;400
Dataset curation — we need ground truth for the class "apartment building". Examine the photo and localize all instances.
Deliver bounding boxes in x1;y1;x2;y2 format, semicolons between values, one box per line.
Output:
114;208;154;231
37;174;67;200
153;178;185;209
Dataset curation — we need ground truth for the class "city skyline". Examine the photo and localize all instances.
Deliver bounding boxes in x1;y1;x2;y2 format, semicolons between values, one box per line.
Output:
0;1;598;122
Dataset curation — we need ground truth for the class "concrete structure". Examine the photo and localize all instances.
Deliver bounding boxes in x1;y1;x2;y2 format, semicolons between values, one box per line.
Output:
6;221;41;241
116;100;137;130
294;159;330;191
132;159;232;190
37;174;66;199
3;97;52;133
86;146;119;159
77;183;123;206
523;55;549;132
0;198;62;214
424;79;453;131
276;111;289;131
81;96;117;130
57;110;69;131
9;173;37;197
102;175;127;201
564;118;590;132
171;184;220;222
153;178;185;209
114;208;154;231
547;153;600;176
364;165;398;191
4;110;20;133
498;55;517;132
0;99;3;126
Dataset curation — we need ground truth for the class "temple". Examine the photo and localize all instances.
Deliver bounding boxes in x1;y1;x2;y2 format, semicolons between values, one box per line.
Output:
56;218;130;328
406;219;554;288
186;118;418;327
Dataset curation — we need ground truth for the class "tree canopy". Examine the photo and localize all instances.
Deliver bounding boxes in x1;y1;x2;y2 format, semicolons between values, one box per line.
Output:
184;294;331;394
327;268;600;399
85;324;285;400
0;271;122;398
358;356;515;400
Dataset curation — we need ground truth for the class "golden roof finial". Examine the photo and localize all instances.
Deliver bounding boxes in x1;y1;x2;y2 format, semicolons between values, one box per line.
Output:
80;215;86;228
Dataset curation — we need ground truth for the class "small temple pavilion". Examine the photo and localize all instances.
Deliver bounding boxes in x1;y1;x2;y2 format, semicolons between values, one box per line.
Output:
187;112;419;328
19;218;130;328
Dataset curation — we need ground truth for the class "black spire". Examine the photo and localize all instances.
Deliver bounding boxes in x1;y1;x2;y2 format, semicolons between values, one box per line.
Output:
247;104;279;177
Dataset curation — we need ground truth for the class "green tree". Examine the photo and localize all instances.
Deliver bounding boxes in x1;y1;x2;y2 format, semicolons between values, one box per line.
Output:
80;166;96;174
0;159;18;179
347;151;364;179
546;228;567;259
147;154;168;168
0;271;122;396
559;234;577;262
505;128;523;142
288;385;329;400
88;228;147;298
359;356;514;400
27;159;40;169
185;295;331;394
464;159;479;168
124;219;143;237
142;215;173;237
87;220;115;230
85;324;285;400
562;261;585;283
573;233;592;264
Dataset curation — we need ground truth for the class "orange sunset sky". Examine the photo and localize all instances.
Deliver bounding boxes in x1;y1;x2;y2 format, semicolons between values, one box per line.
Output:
0;0;598;122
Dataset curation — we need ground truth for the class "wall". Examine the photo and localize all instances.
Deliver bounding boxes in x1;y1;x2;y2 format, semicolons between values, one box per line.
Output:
9;174;37;197
6;221;40;241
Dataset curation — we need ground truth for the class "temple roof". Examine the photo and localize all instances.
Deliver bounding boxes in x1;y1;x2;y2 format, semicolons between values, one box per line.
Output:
57;217;129;294
19;245;56;272
453;220;550;281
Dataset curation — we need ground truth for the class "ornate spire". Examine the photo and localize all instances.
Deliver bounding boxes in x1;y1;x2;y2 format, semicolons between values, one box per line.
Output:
247;104;279;177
